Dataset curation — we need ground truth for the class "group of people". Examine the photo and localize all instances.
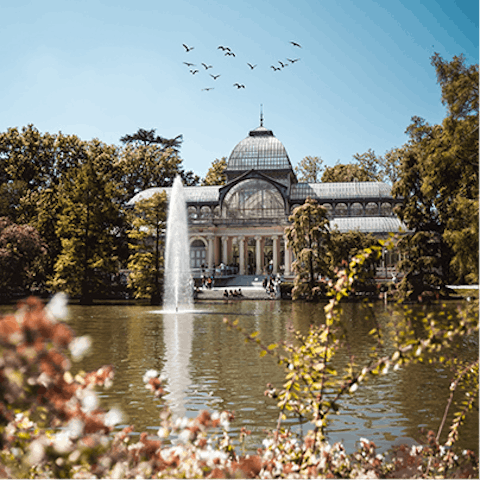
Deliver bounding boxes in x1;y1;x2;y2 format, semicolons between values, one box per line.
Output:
223;289;243;298
263;274;282;299
201;274;214;289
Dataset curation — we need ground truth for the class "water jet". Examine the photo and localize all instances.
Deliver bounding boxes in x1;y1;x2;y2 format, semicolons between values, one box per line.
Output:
163;176;194;313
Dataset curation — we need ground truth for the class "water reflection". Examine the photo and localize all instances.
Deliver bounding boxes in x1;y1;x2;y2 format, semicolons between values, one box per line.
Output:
161;313;193;417
65;301;478;455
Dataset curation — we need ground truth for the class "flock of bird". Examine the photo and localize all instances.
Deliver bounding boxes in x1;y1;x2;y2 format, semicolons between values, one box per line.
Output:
181;41;302;91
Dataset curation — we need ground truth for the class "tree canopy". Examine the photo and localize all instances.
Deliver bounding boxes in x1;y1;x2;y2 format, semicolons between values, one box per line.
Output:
0;218;47;297
294;156;325;182
321;163;377;182
285;197;331;300
202;157;227;186
127;192;168;305
393;53;478;292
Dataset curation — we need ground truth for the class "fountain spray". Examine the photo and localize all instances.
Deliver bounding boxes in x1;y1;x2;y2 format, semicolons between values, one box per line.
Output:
163;176;194;312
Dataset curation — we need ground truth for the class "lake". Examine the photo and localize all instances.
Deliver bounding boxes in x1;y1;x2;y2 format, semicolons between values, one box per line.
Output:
63;298;478;455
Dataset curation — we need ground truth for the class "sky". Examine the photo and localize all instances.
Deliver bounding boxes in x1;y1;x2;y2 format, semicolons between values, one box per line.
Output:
1;0;478;180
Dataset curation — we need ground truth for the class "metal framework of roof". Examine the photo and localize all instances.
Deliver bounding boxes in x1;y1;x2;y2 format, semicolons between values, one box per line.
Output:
226;126;293;172
290;182;393;201
331;216;408;234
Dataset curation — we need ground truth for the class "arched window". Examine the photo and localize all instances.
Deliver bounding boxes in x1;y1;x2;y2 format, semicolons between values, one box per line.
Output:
188;206;198;220
381;202;392;216
190;239;206;268
351;202;364;216
366;202;379;216
222;179;285;219
200;206;212;219
335;203;348;216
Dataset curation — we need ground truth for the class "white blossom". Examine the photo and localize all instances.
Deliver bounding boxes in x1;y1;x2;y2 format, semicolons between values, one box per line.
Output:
104;408;123;427
69;335;92;361
46;292;69;321
81;391;99;413
142;369;159;384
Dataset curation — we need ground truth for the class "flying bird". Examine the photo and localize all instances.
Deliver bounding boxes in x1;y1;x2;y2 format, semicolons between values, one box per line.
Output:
202;63;213;69
270;65;281;71
278;61;287;68
190;69;199;75
290;41;301;48
210;74;221;80
183;44;194;52
233;83;245;88
183;62;195;67
287;58;300;63
225;51;236;57
247;63;257;69
202;87;214;91
217;45;230;51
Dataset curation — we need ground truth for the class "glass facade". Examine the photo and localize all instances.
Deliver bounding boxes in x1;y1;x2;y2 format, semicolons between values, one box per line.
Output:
222;179;285;219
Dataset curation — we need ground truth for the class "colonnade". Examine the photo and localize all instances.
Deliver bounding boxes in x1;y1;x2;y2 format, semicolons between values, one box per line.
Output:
194;233;293;277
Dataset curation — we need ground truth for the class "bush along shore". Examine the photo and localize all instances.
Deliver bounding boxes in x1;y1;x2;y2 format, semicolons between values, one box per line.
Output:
0;248;478;478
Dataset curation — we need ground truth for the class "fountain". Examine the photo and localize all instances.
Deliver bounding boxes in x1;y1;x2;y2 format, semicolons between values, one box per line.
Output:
163;175;194;312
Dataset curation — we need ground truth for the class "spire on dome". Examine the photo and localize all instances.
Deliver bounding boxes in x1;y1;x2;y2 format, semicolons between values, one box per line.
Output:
260;104;263;126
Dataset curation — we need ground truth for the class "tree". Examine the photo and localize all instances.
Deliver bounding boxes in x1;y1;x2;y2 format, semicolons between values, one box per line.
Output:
127;192;168;305
0;125;57;222
428;53;479;284
120;128;183;152
50;144;121;304
294;156;325;182
393;54;478;289
328;229;380;283
118;129;199;198
285;197;331;300
202;157;227;185
393;120;452;299
0;218;47;297
321;163;376;182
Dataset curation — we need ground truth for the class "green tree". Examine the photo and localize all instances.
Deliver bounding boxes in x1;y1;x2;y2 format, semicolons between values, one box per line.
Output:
50;143;120;304
0;218;47;297
127;192;168;305
294;155;325;182
202;157;227;186
328;229;380;283
119;128;199;197
428;53;478;284
0;125;57;222
393;54;478;289
285;197;331;300
393;120;451;300
321;163;376;182
120;127;183;151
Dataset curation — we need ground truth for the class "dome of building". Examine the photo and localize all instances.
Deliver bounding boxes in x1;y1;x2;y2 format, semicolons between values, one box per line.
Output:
226;123;293;172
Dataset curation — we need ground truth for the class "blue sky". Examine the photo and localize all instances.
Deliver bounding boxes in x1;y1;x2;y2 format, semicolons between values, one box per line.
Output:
1;0;478;179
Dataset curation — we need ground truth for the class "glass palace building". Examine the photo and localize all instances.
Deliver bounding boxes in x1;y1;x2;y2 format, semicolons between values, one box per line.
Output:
130;121;406;278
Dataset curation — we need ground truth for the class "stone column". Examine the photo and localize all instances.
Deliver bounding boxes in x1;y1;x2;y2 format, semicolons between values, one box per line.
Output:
222;236;229;265
255;236;262;275
284;234;292;276
239;236;245;275
208;236;214;270
272;235;279;275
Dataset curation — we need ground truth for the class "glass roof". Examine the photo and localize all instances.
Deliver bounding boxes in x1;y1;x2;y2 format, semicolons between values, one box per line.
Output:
128;186;221;205
331;217;408;233
226;125;293;171
291;182;394;200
